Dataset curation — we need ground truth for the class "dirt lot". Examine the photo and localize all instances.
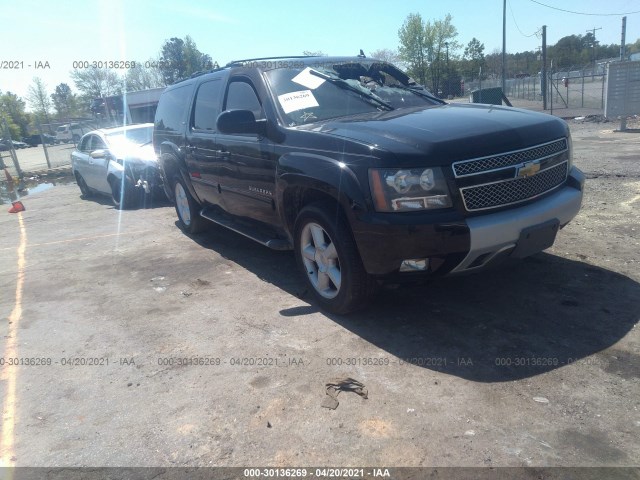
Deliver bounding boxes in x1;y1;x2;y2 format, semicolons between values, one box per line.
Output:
0;119;638;476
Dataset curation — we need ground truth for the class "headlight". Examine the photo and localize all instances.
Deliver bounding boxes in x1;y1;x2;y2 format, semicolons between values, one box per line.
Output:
369;167;452;212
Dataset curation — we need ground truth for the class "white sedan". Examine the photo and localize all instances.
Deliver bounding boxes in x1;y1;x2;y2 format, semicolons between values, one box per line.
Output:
71;124;164;209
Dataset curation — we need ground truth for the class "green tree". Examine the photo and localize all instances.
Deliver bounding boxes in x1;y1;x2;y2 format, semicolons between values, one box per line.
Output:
0;91;31;138
484;49;502;77
426;14;460;95
398;13;429;85
159;36;213;84
51;83;79;119
551;34;584;68
399;13;460;94
27;77;52;125
463;38;485;80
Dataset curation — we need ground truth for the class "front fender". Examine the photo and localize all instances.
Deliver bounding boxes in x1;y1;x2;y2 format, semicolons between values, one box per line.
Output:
106;159;124;184
276;152;370;235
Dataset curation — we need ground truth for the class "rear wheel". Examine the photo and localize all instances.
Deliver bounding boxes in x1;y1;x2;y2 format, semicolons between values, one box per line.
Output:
294;203;375;314
173;175;206;234
75;172;92;198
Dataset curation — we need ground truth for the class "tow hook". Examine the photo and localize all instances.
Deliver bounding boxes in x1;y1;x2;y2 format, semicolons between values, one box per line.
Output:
136;179;151;194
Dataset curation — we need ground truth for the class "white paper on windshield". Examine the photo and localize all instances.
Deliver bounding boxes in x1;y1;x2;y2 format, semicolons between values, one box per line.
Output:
277;90;319;114
291;67;326;90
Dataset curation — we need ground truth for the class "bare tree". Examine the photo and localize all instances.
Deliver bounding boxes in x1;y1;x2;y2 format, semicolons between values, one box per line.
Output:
27;77;52;124
70;68;123;99
302;50;327;56
369;49;401;64
125;61;166;91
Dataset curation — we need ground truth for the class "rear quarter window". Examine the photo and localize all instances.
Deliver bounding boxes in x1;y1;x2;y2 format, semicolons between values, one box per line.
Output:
155;85;193;132
193;79;223;131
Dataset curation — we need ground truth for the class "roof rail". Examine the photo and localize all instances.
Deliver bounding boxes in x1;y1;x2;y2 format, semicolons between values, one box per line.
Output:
225;55;314;67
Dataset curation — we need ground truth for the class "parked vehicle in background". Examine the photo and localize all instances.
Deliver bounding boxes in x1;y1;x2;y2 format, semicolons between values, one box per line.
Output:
71;123;164;209
22;133;58;147
55;123;84;143
1;139;27;149
154;55;584;314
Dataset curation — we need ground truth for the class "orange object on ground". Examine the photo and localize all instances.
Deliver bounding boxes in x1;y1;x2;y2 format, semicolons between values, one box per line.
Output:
8;201;25;213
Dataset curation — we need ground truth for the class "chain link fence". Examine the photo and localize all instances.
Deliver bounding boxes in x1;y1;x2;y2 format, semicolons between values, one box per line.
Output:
1;119;97;178
464;68;607;112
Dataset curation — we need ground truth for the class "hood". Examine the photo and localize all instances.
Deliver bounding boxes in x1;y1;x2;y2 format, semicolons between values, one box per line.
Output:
307;103;569;164
111;143;158;167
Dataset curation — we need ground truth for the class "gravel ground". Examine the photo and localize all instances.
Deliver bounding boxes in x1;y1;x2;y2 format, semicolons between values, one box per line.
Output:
0;118;638;475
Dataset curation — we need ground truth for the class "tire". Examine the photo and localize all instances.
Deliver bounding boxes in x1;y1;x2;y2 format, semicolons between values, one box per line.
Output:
111;177;135;210
75;172;92;198
173;175;206;234
294;202;376;314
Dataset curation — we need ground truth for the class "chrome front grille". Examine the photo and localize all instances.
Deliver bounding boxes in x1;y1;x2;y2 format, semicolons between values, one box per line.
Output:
453;139;567;177
461;162;568;211
452;137;569;212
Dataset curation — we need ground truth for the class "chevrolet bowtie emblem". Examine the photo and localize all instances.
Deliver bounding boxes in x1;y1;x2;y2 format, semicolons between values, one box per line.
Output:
517;162;541;178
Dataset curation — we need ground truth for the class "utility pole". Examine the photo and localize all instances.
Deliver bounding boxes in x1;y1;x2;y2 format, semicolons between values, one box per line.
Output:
620;16;627;60
542;25;547;110
587;27;602;69
445;41;450;97
502;0;507;94
620;17;627;132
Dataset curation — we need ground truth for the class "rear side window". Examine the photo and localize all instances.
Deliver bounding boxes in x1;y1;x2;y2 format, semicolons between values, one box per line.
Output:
224;81;264;120
155;85;192;132
193;79;223;131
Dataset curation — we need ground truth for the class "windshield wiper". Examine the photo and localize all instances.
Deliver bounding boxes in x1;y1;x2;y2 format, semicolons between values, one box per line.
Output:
309;69;393;111
389;85;446;104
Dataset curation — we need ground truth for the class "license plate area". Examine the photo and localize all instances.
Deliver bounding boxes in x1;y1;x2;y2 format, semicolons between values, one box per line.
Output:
511;219;559;258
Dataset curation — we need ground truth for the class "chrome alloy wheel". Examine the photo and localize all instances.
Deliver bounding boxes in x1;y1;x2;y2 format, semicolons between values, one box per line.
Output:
174;181;191;226
300;222;341;299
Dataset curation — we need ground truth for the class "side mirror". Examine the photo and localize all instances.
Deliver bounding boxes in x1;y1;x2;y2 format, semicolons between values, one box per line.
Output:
90;149;112;160
90;148;115;160
217;110;266;135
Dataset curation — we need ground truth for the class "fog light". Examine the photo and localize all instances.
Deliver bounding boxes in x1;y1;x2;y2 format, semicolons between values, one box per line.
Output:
400;259;429;272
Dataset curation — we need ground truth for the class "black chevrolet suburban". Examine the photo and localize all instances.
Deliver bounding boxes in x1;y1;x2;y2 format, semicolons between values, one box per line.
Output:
153;56;584;313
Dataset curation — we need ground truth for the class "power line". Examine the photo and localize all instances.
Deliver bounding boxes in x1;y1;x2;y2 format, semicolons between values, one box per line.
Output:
529;0;640;16
508;0;542;38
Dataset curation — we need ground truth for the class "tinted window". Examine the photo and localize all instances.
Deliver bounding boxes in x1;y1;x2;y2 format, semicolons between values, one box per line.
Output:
225;81;263;120
79;136;91;152
155;85;192;132
193;79;223;131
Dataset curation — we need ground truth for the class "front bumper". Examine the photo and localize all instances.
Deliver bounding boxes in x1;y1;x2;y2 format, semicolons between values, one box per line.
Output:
352;167;585;276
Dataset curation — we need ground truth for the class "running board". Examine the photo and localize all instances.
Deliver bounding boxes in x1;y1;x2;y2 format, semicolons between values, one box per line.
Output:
200;207;292;251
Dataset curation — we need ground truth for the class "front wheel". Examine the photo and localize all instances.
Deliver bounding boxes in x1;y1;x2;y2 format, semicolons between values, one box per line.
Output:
173;175;206;234
111;177;135;210
294;203;375;314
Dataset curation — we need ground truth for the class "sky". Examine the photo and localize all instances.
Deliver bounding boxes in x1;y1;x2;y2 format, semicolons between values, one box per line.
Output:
1;0;639;104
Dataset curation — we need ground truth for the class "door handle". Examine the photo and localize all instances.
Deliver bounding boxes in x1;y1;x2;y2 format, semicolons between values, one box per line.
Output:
186;145;197;153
